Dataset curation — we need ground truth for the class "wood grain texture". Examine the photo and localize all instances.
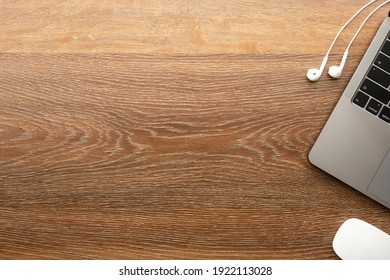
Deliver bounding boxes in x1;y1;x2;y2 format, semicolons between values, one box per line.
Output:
0;0;388;55
1;0;390;260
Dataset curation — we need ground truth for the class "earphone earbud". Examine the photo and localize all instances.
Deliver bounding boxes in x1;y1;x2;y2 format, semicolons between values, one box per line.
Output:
307;56;328;81
328;50;348;79
306;68;321;82
328;66;342;79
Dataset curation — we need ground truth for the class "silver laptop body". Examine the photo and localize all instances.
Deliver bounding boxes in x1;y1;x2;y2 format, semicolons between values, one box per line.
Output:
309;17;390;209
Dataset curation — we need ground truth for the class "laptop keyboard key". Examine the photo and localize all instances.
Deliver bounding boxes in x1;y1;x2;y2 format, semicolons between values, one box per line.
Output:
360;78;390;105
379;106;390;123
374;53;390;73
353;91;370;108
366;99;382;116
381;40;390;56
367;66;390;88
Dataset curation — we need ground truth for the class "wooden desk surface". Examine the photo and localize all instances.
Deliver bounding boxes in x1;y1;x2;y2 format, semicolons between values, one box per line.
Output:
1;0;389;259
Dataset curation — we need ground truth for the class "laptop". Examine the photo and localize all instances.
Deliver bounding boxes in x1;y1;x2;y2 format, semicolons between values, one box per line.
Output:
309;17;390;209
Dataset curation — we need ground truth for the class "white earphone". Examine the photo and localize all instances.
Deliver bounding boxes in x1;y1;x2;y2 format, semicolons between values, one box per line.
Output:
307;55;329;82
307;0;390;81
328;50;348;79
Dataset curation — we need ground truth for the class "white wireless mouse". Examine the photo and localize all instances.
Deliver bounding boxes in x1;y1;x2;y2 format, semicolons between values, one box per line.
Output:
332;218;390;260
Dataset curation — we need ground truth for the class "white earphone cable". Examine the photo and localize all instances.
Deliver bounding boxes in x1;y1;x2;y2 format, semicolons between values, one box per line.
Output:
328;0;390;78
345;0;390;53
307;0;379;81
324;0;378;58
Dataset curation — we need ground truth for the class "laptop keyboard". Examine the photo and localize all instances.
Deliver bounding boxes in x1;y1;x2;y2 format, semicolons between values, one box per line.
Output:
352;34;390;123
